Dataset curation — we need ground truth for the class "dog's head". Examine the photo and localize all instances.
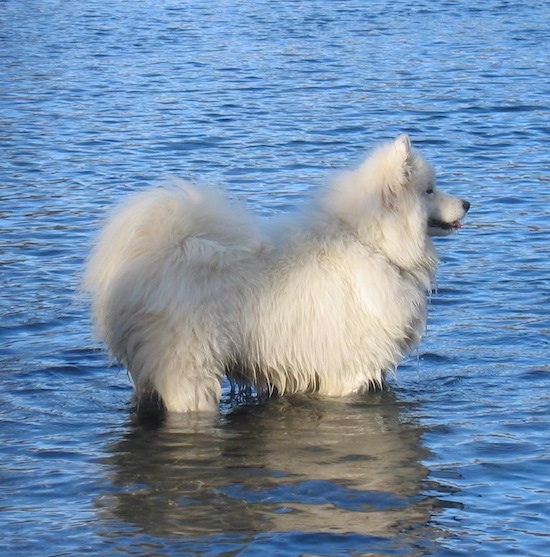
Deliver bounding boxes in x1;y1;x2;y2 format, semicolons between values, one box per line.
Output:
377;135;470;266
393;134;470;237
324;135;470;271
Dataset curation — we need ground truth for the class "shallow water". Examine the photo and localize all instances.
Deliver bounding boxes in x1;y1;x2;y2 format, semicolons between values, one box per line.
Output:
1;0;549;555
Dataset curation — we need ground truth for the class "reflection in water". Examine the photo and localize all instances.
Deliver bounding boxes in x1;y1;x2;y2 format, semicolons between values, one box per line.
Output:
99;393;449;551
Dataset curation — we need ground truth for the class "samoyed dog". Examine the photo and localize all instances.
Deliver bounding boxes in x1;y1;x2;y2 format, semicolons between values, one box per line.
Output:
84;135;469;413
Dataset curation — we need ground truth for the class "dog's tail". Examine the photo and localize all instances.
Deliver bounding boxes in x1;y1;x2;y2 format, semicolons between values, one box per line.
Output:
82;179;260;411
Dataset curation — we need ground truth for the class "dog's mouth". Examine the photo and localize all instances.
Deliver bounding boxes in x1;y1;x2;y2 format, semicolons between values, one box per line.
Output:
428;218;461;231
428;200;470;237
427;218;462;236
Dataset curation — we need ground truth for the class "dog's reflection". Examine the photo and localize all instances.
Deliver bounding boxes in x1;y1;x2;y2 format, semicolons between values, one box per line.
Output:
100;393;440;541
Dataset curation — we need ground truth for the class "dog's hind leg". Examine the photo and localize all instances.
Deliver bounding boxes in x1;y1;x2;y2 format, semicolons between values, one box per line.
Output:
138;374;223;414
126;330;227;414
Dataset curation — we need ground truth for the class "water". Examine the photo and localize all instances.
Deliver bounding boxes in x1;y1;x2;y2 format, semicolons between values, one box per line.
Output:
1;0;549;555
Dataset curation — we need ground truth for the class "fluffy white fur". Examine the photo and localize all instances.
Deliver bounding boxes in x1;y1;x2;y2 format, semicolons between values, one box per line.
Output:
84;135;469;413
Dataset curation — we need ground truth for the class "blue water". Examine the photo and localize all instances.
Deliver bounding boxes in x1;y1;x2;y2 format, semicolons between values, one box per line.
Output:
1;0;549;555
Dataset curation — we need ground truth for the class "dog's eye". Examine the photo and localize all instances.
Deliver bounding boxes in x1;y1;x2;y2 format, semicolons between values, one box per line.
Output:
426;188;434;195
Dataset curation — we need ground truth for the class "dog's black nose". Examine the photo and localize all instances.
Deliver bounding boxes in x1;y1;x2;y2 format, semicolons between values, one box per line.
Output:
463;200;471;212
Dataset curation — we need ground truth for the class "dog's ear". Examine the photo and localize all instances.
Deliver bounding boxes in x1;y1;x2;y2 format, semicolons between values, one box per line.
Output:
380;135;413;209
394;134;412;173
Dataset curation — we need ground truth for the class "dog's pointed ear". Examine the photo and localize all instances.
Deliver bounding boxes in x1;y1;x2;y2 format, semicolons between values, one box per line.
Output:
394;134;412;169
391;134;414;193
378;135;414;210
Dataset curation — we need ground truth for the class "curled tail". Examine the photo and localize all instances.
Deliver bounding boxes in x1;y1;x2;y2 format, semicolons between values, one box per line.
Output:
83;179;261;412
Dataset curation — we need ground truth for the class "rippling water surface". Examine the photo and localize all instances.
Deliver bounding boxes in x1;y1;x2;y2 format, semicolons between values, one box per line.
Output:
1;1;549;555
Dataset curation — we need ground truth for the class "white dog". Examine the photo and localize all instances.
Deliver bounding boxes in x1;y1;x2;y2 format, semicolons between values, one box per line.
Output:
84;135;469;413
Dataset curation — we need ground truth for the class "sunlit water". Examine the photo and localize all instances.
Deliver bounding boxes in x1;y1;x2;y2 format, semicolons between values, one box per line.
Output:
1;1;549;555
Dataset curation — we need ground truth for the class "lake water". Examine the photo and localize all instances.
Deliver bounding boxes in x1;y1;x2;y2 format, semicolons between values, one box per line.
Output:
1;0;549;555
